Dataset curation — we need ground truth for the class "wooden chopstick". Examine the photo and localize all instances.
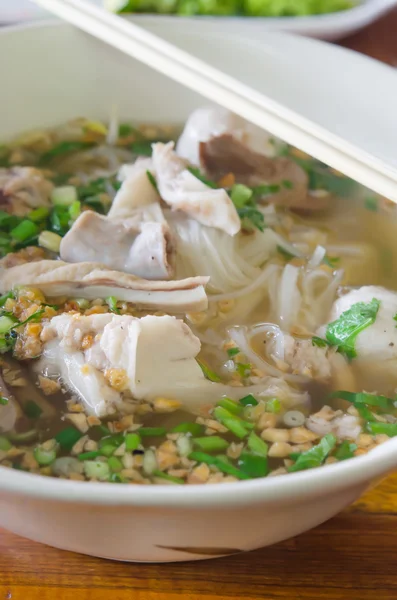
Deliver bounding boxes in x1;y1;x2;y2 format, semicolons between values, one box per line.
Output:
32;0;397;201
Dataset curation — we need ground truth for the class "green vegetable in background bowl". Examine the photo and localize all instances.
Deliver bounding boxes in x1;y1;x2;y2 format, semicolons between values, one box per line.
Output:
104;0;355;16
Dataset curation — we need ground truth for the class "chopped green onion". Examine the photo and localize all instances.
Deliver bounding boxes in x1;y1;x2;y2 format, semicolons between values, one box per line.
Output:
282;179;293;189
106;296;120;314
12;309;45;329
28;207;50;222
325;298;380;359
69;200;81;221
227;347;240;358
236;362;251;378
78;451;101;461
312;336;330;348
98;444;116;457
189;451;249;480
23;400;43;419
146;170;158;192
230;184;253;208
366;422;397;437
355;404;377;422
247;431;268;457
171;422;205;436
187;166;218;188
328;390;392;410
252;184;280;197
51;185;78;207
152;470;184;484
193;436;229;452
118;123;135;137
197;359;222;382
139;427;167;437
125;432;141;451
39;141;95;165
84;459;110;480
213;406;253;439
0;396;8;406
10;220;39;242
55;427;83;451
237;206;265;232
265;398;281;413
108;456;123;472
131;141;154;156
109;473;127;483
288;433;337;472
364;196;378;212
50;205;70;235
217;397;243;415
34;445;57;466
239;394;258;407
323;255;340;269
238;451;269;478
277;245;296;261
0;435;12;451
334;441;357;461
38;230;62;253
0;316;17;334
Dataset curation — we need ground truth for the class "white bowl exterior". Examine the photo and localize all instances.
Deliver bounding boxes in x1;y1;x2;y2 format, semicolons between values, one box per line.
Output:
0;480;369;561
1;23;397;561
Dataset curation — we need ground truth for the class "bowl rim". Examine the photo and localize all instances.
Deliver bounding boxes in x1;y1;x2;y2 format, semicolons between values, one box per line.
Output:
0;19;396;508
0;435;395;508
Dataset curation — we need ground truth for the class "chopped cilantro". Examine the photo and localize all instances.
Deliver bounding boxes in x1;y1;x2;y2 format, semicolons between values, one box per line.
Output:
227;347;240;358
325;298;380;359
364;196;378;212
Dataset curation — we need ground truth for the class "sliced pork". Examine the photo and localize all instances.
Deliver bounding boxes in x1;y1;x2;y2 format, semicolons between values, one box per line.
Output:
176;106;280;166
0;260;209;313
60;210;174;280
152;141;240;236
41;313;217;416
199;134;326;212
109;157;160;218
0;167;53;216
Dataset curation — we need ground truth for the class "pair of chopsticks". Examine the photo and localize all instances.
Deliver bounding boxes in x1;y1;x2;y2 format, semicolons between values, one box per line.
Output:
32;0;397;201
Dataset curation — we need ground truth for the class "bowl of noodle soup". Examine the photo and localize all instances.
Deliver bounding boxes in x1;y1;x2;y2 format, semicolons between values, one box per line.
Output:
0;20;397;562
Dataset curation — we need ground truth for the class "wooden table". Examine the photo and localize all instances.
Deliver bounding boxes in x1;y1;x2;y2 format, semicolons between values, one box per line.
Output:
1;10;397;599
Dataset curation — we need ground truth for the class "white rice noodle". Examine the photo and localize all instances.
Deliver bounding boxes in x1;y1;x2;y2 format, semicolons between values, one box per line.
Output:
267;263;343;334
168;212;278;294
210;263;280;303
278;264;301;332
228;326;309;384
248;323;285;361
299;268;344;332
308;245;326;268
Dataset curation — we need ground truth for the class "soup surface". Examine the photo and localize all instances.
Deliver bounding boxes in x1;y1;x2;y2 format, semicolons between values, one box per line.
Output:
0;108;396;485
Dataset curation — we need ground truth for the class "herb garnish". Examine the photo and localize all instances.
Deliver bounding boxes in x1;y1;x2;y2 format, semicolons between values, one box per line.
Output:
325;298;380;358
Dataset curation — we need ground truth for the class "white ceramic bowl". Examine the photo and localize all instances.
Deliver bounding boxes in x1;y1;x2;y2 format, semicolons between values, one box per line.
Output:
1;21;397;563
2;0;397;41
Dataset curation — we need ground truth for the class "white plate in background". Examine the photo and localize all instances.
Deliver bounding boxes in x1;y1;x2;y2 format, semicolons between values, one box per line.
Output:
0;0;396;40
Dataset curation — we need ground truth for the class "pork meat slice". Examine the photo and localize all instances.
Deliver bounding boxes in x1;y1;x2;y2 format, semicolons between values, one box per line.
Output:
0;260;209;312
152;141;241;236
60;210;174;280
0;167;54;216
109;157;160;219
200;134;328;212
176;106;280;166
40;313;217;416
